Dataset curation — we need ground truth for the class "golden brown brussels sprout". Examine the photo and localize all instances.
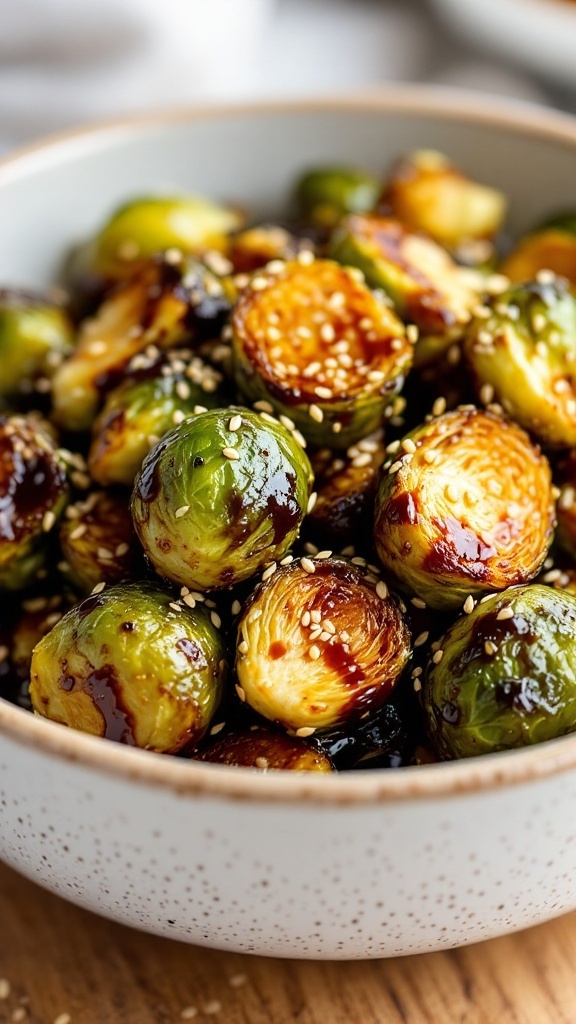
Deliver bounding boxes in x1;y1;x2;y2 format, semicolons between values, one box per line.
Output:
307;429;385;546
52;254;232;431
235;556;411;732
0;288;74;398
295;166;381;228
132;408;313;591
373;408;555;611
501;214;576;288
59;490;141;594
464;278;576;447
30;580;227;752
423;585;576;759
0;415;69;590
88;349;225;487
227;225;315;274
198;727;333;772
232;257;412;447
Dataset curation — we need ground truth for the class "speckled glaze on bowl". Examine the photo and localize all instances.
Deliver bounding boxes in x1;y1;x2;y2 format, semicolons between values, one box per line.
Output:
3;90;576;959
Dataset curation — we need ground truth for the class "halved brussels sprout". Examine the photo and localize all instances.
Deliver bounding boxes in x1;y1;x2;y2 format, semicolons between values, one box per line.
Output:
197;726;333;772
59;490;141;593
307;429;385;546
88;349;226;487
132;408;313;590
423;584;576;759
232;257;412;448
501;214;576;288
0;289;74;397
227;224;315;274
30;580;227;752
464;278;576;447
235;556;411;732
379;150;506;250
373;408;554;611
295;166;381;228
0;415;69;590
52;254;232;431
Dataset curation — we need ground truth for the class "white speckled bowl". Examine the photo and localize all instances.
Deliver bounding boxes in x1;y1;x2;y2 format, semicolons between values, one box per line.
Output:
2;89;576;960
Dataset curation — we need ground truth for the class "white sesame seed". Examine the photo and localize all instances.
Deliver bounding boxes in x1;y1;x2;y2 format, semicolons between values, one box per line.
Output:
479;383;495;405
411;597;426;609
169;602;181;612
389;460;403;474
414;631;429;647
480;592;498;604
175;505;190;519
262;563;277;582
432;650;444;664
305;542;319;555
238;640;249;655
432;397;446;417
352;452;373;468
316;549;332;559
53;1015;72;1024
222;447;240;461
376;580;389;600
307;492;318;514
180;1008;198;1020
301;557;316;574
296;726;316;737
309;645;321;660
496;607;515;621
402;438;417;454
310;609;321;623
413;678;422;692
280;555;294;565
42;510;56;532
69;523;87;540
235;684;247;702
231;600;241;616
367;369;386;383
320;323;335;342
203;1001;222;1016
183;594;196;609
484;640;498;656
309;628;322;641
559;487;575;510
297;249;315;265
292;430;307;448
251;276;269;291
279;414;296;431
301;611;311;627
253;400;274;413
228;974;247;988
542;568;562;583
463;595;475;614
193;405;208;415
0;980;10;1000
332;422;343;434
228;414;243;432
210;611;222;628
309;404;324;423
91;582;106;595
97;547;113;561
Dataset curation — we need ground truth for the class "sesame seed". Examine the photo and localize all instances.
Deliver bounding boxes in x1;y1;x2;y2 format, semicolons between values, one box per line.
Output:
222;447;240;460
309;645;321;660
183;594;196;609
307;492;318;513
203;1001;222;1016
463;595;475;614
297;249;315;265
536;269;557;285
367;369;386;383
375;580;389;600
432;649;444;664
229;414;243;431
280;555;294;565
309;404;324;423
42;510;56;532
496;607;515;621
322;619;337;634
91;582;106;595
310;609;322;623
12;1008;27;1022
309;627;322;641
180;1008;198;1020
301;611;311;627
552;485;561;501
262;563;277;582
53;1015;72;1024
352;452;372;469
402;438;417;454
484;640;498;656
301;557;316;574
411;597;426;609
320;323;335;342
479;383;495;405
228;974;248;988
69;523;87;541
168;601;181;612
389;460;403;474
304;542;319;555
193;405;208;415
0;980;10;1000
231;600;241;616
175;505;190;519
316;549;332;559
423;450;439;465
559;486;575;510
414;631;429;647
432;397;446;417
97;547;113;561
386;439;401;454
238;640;249;655
235;684;247;702
480;592;498;604
332;422;343;433
253;400;274;413
210;611;222;628
279;414;296;431
542;568;562;583
251;276;269;291
292;429;307;448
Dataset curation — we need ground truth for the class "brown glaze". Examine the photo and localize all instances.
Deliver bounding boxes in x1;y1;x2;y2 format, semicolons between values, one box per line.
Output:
197;727;333;772
269;641;287;660
83;664;136;745
0;417;66;542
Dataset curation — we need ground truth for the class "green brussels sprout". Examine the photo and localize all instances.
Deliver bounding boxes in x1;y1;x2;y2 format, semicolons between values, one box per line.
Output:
29;580;227;752
307;429;385;547
88;349;226;487
373;407;555;611
197;726;334;772
423;584;576;759
52;253;232;431
0;289;74;398
232;257;413;448
227;224;316;274
131;408;313;591
501;214;576;289
11;591;73;682
59;490;141;594
0;415;69;590
235;556;411;732
464;278;576;447
295;166;381;228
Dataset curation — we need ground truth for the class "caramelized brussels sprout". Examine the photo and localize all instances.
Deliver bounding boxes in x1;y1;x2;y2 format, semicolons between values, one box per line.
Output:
307;429;385;546
379;150;506;250
424;585;576;759
502;215;576;288
198;726;333;772
59;491;140;593
314;701;411;770
88;349;225;487
0;415;69;590
295;166;380;228
464;278;576;447
0;289;74;397
30;580;227;752
132;408;313;590
232;257;412;447
373;408;554;610
227;224;315;274
52;254;231;431
235;556;411;732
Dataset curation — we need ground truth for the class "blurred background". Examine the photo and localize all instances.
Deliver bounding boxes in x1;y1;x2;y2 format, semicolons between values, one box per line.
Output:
1;0;576;154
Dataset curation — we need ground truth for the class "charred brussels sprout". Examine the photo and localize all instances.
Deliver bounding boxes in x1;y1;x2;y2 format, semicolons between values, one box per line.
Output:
314;701;412;770
30;580;227;752
464;278;576;447
295;166;380;228
0;289;74;397
59;491;141;594
88;349;225;487
374;408;554;611
424;585;576;759
235;556;411;732
307;429;385;547
132;408;313;591
232;258;412;447
0;415;69;590
502;215;576;289
198;727;333;772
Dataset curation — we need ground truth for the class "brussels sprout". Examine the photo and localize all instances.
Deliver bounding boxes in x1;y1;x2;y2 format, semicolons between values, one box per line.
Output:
379;150;506;251
307;429;385;546
314;701;411;770
295;166;381;228
232;257;412;448
423;584;576;759
0;415;69;590
374;408;554;611
132;408;313;590
59;491;141;594
88;349;226;487
554;453;576;561
227;224;316;274
0;289;74;398
197;726;334;772
30;580;227;752
11;591;73;682
464;278;576;447
235;556;411;732
52;254;232;431
502;215;576;288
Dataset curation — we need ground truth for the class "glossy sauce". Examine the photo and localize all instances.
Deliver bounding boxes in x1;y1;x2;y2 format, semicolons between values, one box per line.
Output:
83;664;136;745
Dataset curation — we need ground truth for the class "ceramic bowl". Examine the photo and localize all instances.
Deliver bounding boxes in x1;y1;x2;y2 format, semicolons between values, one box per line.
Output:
2;90;576;960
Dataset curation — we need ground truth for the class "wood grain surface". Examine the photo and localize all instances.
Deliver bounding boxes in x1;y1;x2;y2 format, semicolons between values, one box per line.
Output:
1;862;576;1024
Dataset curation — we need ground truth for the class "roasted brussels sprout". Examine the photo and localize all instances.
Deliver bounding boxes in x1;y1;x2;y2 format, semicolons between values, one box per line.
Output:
373;408;554;611
52;254;232;431
11;591;73;685
502;215;576;289
235;556;411;732
554;453;576;561
30;580;227;751
132;408;313;590
295;166;381;228
59;491;141;593
0;289;74;398
424;584;576;759
88;349;225;487
232;257;412;447
198;726;334;772
0;415;69;590
314;701;411;770
307;429;385;546
464;278;576;447
227;224;315;274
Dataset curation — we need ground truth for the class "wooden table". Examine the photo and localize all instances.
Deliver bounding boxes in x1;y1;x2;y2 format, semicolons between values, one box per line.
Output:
1;863;576;1024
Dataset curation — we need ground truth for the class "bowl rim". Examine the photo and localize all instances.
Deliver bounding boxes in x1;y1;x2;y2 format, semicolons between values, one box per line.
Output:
3;86;576;805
